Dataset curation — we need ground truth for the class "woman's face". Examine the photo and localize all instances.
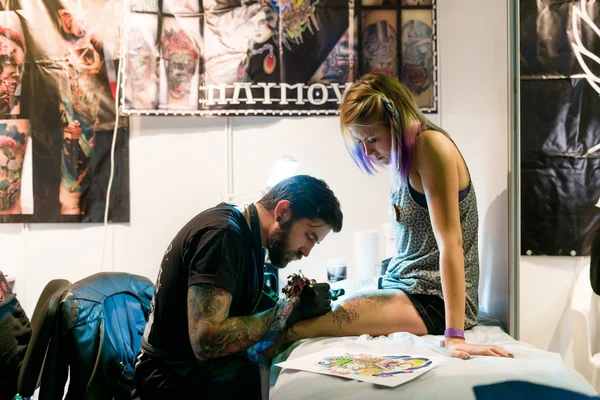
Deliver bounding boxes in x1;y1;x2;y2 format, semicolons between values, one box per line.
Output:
250;11;272;43
350;125;392;165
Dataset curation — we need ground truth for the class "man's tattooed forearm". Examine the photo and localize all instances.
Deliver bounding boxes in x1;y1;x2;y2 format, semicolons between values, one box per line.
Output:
187;285;273;361
192;314;268;360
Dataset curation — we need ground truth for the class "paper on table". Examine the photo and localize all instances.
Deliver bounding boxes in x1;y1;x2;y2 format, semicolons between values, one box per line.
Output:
275;346;442;388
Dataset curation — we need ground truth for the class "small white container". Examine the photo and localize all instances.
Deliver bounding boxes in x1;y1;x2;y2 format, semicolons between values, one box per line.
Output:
327;258;347;283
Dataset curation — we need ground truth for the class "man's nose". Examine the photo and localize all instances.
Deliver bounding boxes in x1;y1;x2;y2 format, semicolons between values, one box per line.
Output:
300;242;315;258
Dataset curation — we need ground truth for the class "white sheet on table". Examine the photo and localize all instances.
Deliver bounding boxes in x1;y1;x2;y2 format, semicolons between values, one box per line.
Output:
269;326;597;400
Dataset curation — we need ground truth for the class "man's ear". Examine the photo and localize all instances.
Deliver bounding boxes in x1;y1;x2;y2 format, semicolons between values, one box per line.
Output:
274;200;292;223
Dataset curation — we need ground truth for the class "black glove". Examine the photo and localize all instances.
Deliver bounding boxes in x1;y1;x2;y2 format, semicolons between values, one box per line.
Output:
286;283;345;326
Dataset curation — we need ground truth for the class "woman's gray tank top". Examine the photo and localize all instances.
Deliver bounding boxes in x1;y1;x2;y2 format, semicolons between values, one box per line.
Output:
380;142;480;329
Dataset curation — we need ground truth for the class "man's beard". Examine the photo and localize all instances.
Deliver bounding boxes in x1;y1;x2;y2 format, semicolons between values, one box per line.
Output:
267;222;300;268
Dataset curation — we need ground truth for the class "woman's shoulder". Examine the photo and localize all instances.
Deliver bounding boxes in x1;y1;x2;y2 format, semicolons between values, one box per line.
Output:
413;129;458;164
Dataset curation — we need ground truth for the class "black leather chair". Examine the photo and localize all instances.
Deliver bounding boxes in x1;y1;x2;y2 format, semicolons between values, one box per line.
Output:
17;279;72;398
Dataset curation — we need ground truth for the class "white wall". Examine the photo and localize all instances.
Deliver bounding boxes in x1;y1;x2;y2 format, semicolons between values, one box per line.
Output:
437;0;510;325
519;256;590;368
1;0;512;333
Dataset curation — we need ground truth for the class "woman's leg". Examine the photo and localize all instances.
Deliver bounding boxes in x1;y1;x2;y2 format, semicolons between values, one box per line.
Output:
328;277;379;293
289;288;428;340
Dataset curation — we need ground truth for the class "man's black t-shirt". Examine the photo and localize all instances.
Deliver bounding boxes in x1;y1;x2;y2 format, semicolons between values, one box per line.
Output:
141;203;264;377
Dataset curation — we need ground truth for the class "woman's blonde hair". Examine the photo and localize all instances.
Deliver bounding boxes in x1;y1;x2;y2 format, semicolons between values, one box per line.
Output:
340;73;438;190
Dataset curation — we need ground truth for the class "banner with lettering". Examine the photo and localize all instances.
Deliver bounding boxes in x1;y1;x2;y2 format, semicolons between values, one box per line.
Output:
120;0;438;116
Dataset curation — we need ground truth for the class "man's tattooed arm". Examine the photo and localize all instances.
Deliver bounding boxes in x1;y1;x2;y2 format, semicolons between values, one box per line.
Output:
187;284;274;361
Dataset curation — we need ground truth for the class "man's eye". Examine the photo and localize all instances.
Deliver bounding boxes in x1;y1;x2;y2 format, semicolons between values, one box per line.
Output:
368;138;377;143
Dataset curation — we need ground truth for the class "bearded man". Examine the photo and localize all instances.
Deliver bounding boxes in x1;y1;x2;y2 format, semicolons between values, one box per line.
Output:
134;174;343;399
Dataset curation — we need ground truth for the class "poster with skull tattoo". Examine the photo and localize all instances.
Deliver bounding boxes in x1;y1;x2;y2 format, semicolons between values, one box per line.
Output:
120;0;437;116
0;0;129;223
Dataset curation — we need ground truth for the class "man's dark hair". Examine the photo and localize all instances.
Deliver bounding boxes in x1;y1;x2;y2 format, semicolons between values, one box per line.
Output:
258;175;343;233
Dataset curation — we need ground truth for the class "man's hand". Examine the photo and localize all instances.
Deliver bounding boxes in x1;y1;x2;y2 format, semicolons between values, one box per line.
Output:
287;282;344;326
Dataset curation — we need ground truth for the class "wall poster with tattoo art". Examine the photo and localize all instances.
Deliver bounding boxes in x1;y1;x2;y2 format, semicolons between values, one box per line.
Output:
159;15;201;110
359;0;436;110
0;7;31;221
0;0;130;223
119;0;437;115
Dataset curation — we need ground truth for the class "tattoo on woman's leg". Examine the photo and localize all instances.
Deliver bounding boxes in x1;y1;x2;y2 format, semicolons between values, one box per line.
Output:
331;303;360;329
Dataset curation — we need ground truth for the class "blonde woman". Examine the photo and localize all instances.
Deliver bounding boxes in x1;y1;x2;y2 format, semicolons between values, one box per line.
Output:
289;73;511;360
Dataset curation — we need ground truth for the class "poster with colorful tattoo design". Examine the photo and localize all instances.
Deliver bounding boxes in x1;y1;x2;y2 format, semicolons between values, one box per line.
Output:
362;10;397;78
0;120;29;215
120;0;438;115
401;9;433;108
203;2;279;85
124;13;159;109
0;0;130;223
159;15;201;110
309;18;358;85
0;11;24;116
275;347;440;387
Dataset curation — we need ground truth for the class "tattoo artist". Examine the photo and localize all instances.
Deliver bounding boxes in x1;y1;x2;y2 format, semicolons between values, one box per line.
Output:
134;175;344;399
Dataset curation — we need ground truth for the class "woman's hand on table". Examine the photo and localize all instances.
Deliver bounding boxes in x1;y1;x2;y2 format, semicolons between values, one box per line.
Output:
444;337;514;360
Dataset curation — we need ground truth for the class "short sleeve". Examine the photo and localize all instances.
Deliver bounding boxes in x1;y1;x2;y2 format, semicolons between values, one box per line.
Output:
186;228;245;294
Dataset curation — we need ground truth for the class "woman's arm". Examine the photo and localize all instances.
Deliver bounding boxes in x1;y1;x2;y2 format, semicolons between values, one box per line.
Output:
416;131;511;359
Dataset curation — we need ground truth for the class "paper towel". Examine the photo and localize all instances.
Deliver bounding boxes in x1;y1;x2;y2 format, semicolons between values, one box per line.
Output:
354;230;380;278
382;223;396;259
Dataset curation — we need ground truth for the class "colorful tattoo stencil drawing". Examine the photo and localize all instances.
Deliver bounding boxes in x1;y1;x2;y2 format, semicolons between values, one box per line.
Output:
318;353;432;377
0;120;29;214
0;11;25;116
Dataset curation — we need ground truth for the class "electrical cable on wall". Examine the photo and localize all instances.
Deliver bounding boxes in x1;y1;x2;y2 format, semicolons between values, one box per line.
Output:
100;51;122;273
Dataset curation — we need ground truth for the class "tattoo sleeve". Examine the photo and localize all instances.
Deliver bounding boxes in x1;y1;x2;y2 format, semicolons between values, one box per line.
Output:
187;284;276;361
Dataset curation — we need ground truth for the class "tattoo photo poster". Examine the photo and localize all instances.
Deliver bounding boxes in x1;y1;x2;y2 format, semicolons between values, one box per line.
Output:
120;0;437;116
0;0;129;223
275;346;441;387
